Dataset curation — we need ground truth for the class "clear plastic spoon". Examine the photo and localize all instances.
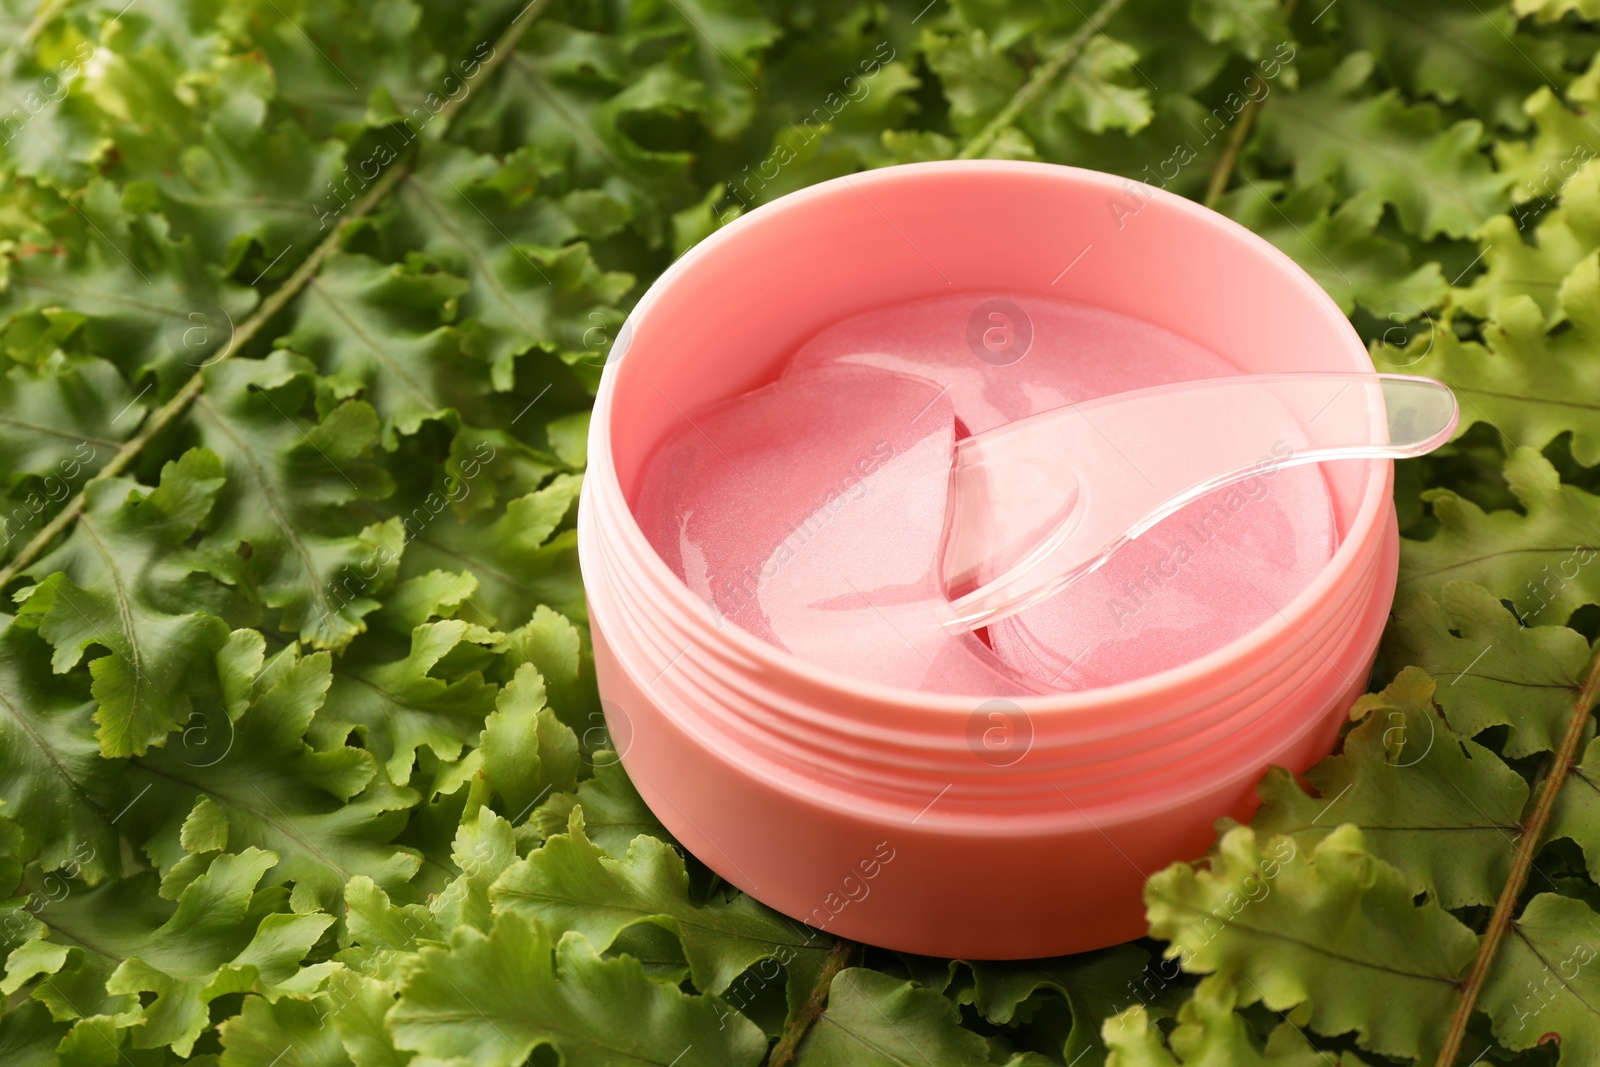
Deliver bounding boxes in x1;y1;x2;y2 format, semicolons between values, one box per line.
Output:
940;373;1458;632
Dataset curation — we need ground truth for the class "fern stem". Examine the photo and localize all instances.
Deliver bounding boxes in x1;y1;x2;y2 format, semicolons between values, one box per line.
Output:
766;937;855;1066
1434;641;1600;1065
0;3;548;593
955;0;1130;160
1202;0;1298;208
0;164;403;592
19;0;70;50
1201;96;1262;209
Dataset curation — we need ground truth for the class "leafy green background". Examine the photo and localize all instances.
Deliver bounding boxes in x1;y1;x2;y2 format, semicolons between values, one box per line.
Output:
3;0;1600;1063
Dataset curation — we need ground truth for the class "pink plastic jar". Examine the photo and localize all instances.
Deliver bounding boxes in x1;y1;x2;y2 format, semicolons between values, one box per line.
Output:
577;161;1393;958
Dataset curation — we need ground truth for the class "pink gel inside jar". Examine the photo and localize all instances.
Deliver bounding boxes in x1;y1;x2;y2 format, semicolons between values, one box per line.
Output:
632;291;1336;694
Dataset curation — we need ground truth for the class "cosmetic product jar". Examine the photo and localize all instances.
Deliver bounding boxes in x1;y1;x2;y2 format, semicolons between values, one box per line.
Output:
577;161;1393;958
